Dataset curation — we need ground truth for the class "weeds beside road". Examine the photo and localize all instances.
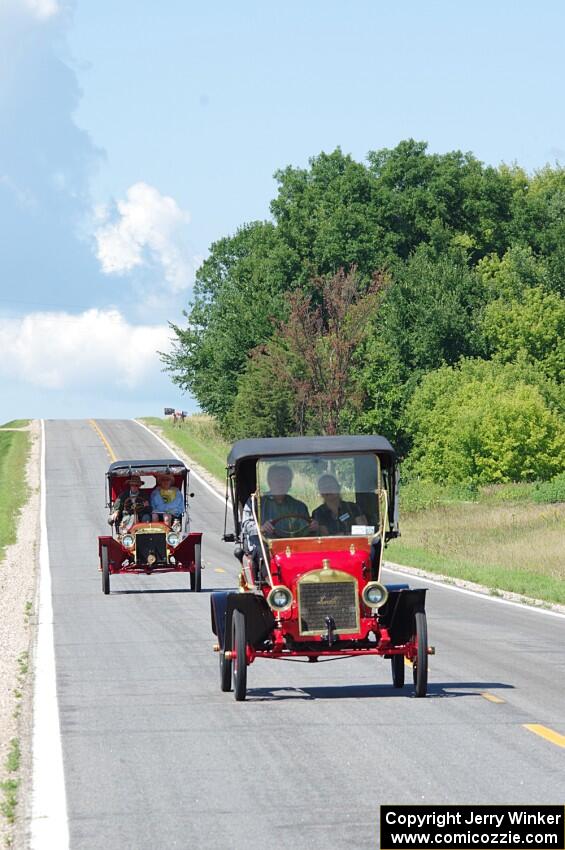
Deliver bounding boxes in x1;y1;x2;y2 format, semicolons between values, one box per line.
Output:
0;426;31;562
0;420;37;848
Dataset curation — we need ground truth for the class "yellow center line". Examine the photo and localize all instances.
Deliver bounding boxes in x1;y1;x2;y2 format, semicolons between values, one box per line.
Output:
404;658;413;668
214;568;226;573
89;419;117;462
523;724;565;748
481;692;505;704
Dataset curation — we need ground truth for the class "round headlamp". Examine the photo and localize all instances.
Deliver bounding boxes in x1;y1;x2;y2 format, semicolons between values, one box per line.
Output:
122;534;134;549
167;531;180;547
362;581;388;609
267;585;293;612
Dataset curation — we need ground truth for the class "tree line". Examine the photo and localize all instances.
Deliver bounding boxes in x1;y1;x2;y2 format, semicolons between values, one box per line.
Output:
162;140;565;485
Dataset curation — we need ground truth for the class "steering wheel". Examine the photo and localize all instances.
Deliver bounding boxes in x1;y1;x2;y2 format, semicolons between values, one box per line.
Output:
124;496;147;514
269;513;312;538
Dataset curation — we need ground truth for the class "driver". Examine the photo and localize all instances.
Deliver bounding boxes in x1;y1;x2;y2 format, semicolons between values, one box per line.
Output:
108;475;151;532
241;464;318;553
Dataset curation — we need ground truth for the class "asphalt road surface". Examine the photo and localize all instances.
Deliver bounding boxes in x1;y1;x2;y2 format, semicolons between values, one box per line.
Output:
43;419;565;850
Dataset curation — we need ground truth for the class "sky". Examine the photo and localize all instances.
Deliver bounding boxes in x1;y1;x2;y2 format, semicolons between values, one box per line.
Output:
1;0;565;422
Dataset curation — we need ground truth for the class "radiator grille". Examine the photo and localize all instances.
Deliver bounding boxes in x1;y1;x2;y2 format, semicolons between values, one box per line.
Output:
298;578;358;635
135;532;167;564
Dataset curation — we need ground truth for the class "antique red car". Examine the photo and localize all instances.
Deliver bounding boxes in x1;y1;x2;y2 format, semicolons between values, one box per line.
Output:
211;436;431;700
98;458;202;594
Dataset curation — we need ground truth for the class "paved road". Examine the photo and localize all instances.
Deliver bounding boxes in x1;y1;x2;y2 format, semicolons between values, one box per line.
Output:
44;420;565;850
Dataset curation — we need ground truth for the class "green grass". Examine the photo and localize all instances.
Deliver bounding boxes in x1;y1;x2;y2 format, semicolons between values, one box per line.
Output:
141;416;229;482
388;485;565;604
0;421;29;430
0;431;31;562
0;739;20;826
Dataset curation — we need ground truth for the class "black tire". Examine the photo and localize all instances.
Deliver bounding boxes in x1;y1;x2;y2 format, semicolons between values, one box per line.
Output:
232;609;247;701
101;545;110;595
391;654;405;688
412;610;428;697
190;543;202;592
219;649;232;692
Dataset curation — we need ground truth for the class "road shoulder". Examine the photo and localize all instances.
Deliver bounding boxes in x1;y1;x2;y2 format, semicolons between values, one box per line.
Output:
0;420;40;849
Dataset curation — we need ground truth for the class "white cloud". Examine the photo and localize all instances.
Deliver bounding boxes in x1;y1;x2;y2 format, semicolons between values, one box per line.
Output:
95;182;194;293
0;309;172;390
18;0;61;20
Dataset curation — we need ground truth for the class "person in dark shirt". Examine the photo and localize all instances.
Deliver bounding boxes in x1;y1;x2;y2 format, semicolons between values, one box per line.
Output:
312;473;367;536
108;475;151;531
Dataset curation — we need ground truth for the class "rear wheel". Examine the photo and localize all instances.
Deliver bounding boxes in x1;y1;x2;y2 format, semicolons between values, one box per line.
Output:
101;545;110;595
232;610;247;701
190;543;202;592
391;654;405;688
412;611;428;697
219;649;232;692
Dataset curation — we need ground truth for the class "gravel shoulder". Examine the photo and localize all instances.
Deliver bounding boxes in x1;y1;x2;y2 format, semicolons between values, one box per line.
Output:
0;421;40;848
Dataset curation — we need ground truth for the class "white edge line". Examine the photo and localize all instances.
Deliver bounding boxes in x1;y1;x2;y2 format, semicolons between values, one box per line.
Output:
133;419;229;506
135;419;564;620
30;421;69;848
384;562;565;619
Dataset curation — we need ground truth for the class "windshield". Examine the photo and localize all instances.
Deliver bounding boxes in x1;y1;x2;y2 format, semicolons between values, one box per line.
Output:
257;453;380;539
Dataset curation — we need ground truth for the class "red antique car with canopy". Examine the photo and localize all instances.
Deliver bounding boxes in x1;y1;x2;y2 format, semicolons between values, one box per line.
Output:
98;458;202;594
211;435;431;700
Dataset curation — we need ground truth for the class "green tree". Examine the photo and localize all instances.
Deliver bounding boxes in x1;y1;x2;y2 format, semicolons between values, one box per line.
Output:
163;222;294;425
226;340;297;439
348;250;486;450
228;268;385;438
406;359;565;484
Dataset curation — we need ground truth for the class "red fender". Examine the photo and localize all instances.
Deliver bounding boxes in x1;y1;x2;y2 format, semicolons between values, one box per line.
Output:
172;531;203;569
98;535;129;570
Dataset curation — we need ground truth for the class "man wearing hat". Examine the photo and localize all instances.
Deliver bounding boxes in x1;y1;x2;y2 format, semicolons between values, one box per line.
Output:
150;473;184;528
108;475;151;531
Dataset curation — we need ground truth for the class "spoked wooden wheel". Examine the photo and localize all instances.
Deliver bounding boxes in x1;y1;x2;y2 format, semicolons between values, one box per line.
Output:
232;609;247;701
391;654;405;688
101;545;110;595
412;610;428;697
190;543;202;592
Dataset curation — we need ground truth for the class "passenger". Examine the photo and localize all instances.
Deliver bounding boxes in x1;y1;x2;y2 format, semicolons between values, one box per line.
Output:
242;464;318;555
108;475;151;531
151;473;184;528
312;473;367;536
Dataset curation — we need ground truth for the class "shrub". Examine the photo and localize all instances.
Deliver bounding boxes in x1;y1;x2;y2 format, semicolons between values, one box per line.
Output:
406;359;565;484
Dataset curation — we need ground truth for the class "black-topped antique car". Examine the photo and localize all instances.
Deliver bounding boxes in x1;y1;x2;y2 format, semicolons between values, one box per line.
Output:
211;436;432;700
98;458;202;594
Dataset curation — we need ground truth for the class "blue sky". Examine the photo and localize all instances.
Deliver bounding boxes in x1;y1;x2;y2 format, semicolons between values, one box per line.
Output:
1;0;564;422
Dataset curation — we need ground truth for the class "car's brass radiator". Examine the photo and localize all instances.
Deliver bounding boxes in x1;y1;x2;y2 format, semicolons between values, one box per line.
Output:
297;570;359;635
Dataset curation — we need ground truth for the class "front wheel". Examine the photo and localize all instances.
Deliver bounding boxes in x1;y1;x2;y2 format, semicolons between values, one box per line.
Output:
412;610;428;697
232;609;247;701
391;654;405;688
219;649;232;692
190;543;202;592
101;545;110;595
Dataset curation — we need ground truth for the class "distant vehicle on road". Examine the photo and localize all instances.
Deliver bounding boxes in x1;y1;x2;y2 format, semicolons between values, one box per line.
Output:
98;458;202;594
211;435;432;700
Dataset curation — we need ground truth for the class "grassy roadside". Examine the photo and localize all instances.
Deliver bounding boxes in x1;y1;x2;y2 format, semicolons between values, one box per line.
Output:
388;481;565;604
141;415;230;482
0;431;31;563
146;415;565;605
0;421;30;430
